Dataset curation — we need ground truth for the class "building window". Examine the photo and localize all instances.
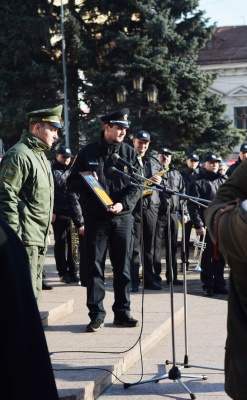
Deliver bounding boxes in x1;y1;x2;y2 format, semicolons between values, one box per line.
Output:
234;107;247;129
205;41;213;50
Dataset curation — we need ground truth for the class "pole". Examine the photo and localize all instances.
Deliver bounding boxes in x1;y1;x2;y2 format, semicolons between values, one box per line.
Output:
61;0;70;147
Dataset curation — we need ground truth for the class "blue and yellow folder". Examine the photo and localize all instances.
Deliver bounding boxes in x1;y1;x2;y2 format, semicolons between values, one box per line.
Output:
79;173;114;210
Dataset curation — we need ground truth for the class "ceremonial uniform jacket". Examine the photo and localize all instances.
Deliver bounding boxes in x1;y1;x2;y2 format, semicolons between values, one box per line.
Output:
137;155;163;210
159;164;187;215
205;159;247;400
67;138;140;226
226;157;241;177
0;131;54;247
188;168;227;229
180;166;200;194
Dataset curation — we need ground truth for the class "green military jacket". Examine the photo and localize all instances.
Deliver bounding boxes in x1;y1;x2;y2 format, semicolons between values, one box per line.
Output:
205;159;247;400
0;131;54;247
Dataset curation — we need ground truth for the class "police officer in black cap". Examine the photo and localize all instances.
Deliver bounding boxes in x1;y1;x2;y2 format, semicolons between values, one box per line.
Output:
154;147;188;285
67;108;140;332
188;153;228;296
131;130;163;291
227;143;247;177
51;145;80;284
180;152;200;271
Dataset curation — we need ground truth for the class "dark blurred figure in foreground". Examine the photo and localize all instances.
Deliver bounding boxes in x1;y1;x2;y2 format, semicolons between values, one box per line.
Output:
205;158;247;400
0;217;58;400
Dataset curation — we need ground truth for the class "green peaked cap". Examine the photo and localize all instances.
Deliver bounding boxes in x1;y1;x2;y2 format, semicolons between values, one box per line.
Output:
26;105;63;128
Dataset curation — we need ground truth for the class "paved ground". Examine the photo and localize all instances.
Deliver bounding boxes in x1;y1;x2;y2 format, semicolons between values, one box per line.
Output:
98;294;228;400
40;233;230;400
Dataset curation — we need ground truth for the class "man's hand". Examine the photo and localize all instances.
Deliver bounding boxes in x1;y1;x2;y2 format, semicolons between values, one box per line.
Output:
196;227;206;236
183;215;188;224
81;171;98;180
52;214;56;223
152;175;162;185
109;203;123;214
78;225;85;236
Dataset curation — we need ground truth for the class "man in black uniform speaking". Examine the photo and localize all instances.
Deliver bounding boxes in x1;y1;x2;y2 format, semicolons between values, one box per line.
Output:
67;109;140;332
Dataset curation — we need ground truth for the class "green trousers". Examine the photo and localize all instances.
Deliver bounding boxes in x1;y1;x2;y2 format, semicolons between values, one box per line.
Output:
25;246;46;303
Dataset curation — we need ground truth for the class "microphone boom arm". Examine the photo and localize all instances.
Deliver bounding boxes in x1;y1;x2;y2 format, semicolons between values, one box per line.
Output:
131;171;210;207
110;167;210;208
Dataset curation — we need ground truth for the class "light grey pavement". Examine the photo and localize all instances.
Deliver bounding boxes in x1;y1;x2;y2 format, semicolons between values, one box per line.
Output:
40;233;230;400
98;294;228;400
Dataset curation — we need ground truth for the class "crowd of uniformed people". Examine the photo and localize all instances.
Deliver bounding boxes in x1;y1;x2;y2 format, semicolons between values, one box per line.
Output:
1;104;247;398
54;107;244;332
1;106;246;326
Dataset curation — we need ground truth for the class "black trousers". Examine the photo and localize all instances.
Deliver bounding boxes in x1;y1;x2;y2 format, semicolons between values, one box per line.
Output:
200;230;226;290
85;215;134;321
52;216;78;277
154;212;179;281
78;234;87;287
131;207;159;286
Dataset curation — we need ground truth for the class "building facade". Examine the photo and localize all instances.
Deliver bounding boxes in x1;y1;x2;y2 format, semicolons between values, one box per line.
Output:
197;26;247;157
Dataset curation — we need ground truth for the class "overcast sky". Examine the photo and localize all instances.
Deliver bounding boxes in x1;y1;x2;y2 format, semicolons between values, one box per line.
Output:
199;0;247;26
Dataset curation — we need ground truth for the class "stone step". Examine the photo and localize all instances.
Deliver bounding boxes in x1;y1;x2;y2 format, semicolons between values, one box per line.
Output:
39;299;74;327
49;303;184;400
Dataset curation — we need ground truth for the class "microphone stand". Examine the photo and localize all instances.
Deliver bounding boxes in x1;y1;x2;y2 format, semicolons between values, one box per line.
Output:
122;173;211;399
166;197;224;374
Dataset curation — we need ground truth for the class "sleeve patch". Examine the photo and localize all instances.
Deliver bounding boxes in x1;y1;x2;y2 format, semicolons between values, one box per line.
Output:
3;166;18;183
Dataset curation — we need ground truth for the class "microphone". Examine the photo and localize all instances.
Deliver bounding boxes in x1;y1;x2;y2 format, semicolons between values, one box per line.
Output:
108;166;131;181
112;153;137;172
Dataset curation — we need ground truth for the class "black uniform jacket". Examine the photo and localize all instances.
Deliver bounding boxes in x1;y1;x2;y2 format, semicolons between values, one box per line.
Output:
140;155;163;209
51;160;71;216
188;168;227;229
67;138;141;226
226;157;241;177
159;164;187;214
132;155;163;219
181;166;200;194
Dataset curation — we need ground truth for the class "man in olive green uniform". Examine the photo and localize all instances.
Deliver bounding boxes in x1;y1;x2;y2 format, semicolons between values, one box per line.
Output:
205;159;247;400
0;105;62;302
